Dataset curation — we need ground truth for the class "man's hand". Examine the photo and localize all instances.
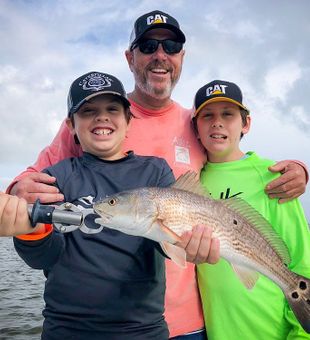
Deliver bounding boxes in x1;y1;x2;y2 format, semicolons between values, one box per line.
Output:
265;160;306;203
176;225;220;265
9;173;64;204
0;192;43;236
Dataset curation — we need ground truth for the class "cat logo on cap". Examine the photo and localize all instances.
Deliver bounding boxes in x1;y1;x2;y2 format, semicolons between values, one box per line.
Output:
211;90;223;95
147;14;168;25
206;84;228;97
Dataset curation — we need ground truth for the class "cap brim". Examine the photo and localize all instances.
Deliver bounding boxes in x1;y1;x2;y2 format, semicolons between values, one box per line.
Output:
69;91;130;116
195;97;249;117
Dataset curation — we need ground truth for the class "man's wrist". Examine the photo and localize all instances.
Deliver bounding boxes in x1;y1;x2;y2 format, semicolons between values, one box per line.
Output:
6;180;18;194
291;160;309;183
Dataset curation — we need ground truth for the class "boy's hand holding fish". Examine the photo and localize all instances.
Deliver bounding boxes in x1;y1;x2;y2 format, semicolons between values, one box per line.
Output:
177;225;220;264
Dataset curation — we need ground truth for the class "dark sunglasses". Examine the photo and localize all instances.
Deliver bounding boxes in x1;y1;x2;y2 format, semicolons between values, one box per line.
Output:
131;39;183;55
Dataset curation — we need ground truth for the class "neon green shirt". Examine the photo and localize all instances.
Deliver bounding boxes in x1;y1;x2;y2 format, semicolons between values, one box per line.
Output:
198;151;310;339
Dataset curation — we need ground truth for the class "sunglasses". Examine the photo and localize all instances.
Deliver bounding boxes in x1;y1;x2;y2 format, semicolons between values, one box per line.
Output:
131;39;183;55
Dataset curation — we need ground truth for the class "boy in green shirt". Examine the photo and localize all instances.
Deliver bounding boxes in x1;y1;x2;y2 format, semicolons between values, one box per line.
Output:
192;80;310;339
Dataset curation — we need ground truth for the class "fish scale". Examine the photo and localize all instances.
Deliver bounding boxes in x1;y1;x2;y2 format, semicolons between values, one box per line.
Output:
155;187;288;278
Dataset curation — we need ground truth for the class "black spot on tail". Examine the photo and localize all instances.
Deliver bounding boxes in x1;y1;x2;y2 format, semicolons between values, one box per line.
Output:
286;275;310;333
292;292;299;299
299;280;307;290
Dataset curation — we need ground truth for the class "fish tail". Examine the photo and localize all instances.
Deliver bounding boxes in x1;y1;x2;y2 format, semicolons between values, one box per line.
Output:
285;274;310;333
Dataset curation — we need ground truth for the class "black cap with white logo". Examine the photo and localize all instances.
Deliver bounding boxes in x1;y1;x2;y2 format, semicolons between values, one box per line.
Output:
193;80;249;117
129;10;186;49
67;71;130;117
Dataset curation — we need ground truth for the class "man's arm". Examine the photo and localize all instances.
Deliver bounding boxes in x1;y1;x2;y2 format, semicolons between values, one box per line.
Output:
265;160;308;203
9;173;64;204
7;120;82;203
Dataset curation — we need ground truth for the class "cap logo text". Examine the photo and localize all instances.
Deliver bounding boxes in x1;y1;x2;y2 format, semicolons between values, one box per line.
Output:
147;14;168;25
79;73;113;91
206;84;228;97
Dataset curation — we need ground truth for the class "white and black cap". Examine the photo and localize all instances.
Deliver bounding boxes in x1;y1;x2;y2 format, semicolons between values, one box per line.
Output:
67;71;130;117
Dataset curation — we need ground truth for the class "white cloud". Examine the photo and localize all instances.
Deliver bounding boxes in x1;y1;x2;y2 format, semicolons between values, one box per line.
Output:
0;65;19;82
291;106;310;125
264;61;302;102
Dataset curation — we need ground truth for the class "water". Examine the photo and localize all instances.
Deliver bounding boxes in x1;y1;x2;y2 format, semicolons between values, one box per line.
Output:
0;238;44;339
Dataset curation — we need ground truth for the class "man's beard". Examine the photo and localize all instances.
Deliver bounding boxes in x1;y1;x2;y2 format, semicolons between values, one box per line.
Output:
141;77;174;99
133;62;181;100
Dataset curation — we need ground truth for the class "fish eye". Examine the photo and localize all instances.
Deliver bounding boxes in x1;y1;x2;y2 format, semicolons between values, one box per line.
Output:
108;198;117;206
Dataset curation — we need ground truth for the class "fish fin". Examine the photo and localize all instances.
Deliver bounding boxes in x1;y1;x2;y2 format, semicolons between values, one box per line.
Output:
231;263;259;290
284;274;310;333
223;197;291;265
157;220;182;243
160;241;187;268
172;171;210;196
143;220;181;244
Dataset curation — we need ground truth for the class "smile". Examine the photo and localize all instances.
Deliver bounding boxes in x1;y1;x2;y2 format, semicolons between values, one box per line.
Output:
151;68;168;74
92;128;113;136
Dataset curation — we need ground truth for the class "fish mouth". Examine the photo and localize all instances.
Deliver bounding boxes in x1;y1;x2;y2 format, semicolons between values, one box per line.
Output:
93;207;113;222
94;214;110;225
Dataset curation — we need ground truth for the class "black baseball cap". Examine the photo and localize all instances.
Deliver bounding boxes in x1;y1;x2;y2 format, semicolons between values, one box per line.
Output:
193;80;249;117
67;71;130;117
129;10;186;49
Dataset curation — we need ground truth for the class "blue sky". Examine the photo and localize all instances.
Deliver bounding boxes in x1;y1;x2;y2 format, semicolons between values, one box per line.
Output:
0;0;309;221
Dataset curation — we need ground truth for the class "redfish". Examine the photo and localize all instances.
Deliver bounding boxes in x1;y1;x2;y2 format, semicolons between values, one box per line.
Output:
93;171;310;333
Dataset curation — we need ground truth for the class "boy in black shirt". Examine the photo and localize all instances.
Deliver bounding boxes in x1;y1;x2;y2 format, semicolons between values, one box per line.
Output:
13;71;174;340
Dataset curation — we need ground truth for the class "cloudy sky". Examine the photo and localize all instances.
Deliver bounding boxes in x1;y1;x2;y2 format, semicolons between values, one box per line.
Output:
0;0;309;221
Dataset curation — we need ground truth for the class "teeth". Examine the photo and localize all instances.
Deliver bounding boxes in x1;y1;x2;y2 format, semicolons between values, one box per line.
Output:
152;68;167;73
93;128;112;135
211;135;226;139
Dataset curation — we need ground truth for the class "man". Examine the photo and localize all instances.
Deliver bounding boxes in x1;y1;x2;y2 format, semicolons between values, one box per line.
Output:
8;10;308;340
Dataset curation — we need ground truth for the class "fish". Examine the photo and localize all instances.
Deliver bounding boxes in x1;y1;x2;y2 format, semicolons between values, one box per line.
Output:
93;171;310;333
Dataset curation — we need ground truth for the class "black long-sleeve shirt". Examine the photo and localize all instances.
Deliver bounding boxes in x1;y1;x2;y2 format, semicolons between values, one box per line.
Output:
14;152;175;340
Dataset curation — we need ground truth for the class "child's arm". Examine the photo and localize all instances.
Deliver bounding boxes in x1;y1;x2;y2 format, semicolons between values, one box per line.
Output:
0;192;44;236
12;165;67;270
